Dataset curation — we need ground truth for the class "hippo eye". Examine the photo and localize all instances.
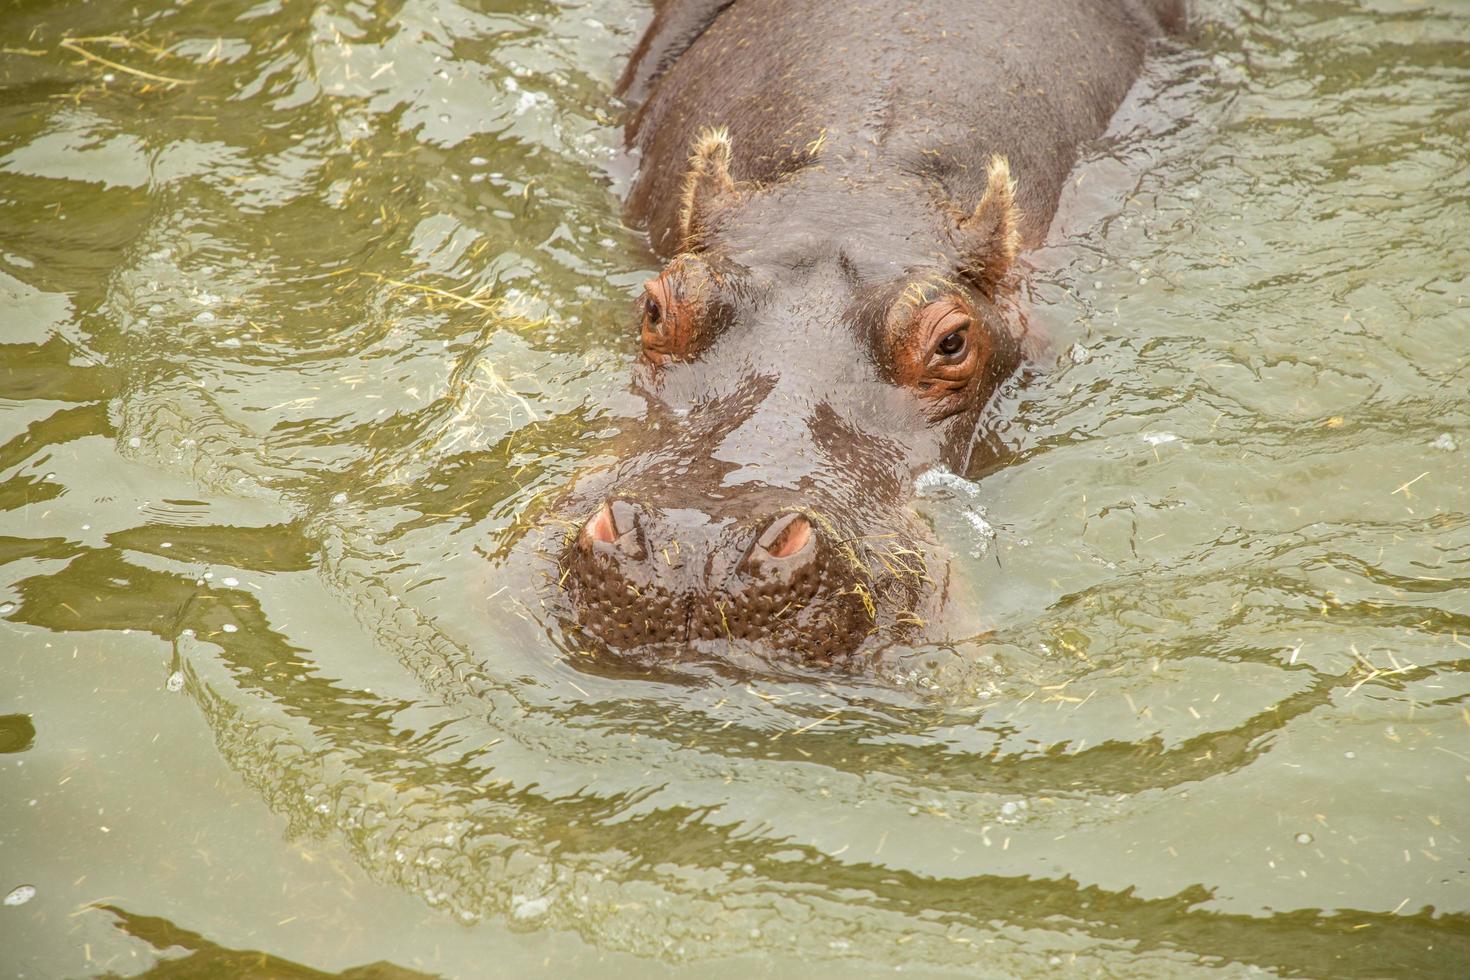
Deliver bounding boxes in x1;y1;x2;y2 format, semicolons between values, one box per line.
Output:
936;327;967;358
644;295;663;327
894;297;988;407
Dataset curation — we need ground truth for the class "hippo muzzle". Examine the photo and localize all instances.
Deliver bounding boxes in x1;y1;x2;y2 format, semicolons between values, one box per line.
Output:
563;501;877;661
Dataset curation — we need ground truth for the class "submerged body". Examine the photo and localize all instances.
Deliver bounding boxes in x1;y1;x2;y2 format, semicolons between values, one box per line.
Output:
555;0;1184;663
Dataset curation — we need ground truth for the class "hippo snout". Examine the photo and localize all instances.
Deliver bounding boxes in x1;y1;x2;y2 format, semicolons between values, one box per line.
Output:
562;500;871;660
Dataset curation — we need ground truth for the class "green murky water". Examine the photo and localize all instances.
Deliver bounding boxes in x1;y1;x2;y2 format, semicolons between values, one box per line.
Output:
2;0;1468;976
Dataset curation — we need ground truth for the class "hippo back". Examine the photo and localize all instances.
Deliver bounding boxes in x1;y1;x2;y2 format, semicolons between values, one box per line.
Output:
623;0;1186;254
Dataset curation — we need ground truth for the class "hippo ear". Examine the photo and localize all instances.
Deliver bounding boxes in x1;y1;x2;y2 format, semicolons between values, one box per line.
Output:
678;127;742;250
953;155;1021;293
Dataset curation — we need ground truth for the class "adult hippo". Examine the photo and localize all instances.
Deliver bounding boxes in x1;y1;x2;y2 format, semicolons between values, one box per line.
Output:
554;0;1185;664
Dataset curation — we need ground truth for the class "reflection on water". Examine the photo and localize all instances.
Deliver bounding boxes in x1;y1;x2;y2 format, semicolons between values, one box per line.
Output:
94;904;439;979
1;0;1468;975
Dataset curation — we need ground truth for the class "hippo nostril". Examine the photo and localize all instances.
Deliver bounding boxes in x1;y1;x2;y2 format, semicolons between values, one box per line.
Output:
584;502;617;545
581;499;646;559
754;512;815;561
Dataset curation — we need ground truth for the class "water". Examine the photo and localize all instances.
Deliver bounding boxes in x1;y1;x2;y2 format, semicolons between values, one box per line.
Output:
2;1;1468;976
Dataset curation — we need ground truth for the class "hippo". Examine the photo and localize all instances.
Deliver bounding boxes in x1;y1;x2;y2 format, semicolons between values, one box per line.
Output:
554;0;1185;665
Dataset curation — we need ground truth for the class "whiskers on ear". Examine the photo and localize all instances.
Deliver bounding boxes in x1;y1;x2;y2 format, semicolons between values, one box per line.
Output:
678;127;741;251
956;155;1022;294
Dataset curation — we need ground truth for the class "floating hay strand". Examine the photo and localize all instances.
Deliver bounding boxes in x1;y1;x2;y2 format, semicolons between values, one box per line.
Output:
361;272;497;312
59;36;194;86
771;709;842;741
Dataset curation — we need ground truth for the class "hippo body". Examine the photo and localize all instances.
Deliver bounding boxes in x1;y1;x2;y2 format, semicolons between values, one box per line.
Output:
556;0;1184;664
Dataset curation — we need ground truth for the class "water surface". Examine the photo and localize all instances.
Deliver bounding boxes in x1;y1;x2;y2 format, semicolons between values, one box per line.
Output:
1;0;1467;976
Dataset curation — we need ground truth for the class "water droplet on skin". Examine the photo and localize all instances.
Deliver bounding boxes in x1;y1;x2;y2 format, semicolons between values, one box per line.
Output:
1295;832;1313;845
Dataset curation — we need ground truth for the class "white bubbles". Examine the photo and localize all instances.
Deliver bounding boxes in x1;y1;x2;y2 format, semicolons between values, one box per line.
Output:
511;895;550;920
1142;431;1179;446
3;885;35;907
914;467;995;558
1294;832;1314;845
999;799;1030;823
1430;432;1457;452
221;623;238;633
166;671;185;693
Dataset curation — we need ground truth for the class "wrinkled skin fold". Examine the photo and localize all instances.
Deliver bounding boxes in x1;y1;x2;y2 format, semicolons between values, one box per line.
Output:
549;0;1186;663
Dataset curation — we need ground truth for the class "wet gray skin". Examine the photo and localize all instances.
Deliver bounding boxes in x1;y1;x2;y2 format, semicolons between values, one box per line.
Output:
555;0;1183;663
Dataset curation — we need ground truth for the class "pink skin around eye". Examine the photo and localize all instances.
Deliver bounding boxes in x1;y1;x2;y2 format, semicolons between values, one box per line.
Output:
894;298;980;389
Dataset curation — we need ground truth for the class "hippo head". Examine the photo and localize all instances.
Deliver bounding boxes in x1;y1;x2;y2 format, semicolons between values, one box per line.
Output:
554;130;1026;665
